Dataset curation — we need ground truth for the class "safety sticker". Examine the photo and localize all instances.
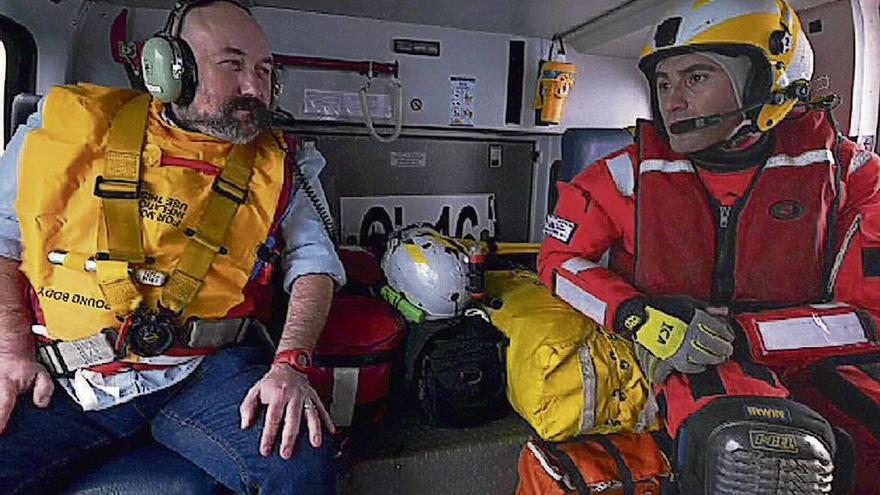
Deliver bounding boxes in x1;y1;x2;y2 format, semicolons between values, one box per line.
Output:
543;214;576;244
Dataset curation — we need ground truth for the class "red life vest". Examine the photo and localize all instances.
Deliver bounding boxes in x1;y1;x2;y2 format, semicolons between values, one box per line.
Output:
633;111;841;308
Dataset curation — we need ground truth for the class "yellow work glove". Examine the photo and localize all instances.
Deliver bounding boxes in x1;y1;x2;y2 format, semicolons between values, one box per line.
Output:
615;296;735;384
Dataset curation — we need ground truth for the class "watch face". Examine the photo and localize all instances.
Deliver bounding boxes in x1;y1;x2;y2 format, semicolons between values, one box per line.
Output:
296;353;310;367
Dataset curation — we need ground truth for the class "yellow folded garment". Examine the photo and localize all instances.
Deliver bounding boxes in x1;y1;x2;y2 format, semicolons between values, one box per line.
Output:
485;270;659;441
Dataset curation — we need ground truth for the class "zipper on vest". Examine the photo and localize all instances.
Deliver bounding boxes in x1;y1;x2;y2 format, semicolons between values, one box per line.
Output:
711;199;740;305
719;205;732;228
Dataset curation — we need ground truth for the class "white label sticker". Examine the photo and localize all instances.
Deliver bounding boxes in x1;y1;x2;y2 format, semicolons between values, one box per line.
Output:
303;89;392;120
543;214;576;244
390;151;426;168
449;76;476;127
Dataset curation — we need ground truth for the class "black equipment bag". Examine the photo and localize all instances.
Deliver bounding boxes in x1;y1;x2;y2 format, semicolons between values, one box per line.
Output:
405;314;509;427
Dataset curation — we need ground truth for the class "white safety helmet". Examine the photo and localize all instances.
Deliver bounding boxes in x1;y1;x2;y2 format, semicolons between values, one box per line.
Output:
640;0;814;133
381;226;472;320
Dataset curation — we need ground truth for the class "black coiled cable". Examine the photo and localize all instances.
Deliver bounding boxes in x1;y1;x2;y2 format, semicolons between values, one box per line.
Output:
270;131;338;244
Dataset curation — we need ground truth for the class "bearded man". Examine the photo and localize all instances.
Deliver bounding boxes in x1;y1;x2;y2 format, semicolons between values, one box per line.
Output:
0;1;343;493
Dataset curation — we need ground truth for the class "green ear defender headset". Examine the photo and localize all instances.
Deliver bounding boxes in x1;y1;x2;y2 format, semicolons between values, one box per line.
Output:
141;0;282;107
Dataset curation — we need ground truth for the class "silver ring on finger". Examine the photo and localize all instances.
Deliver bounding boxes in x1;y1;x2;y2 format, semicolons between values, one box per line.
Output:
303;397;318;411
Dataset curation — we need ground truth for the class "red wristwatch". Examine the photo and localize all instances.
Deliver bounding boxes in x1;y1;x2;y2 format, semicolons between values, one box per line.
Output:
273;348;313;373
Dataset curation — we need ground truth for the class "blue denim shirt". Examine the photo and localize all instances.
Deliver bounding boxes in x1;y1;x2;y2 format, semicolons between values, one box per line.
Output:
0;95;345;410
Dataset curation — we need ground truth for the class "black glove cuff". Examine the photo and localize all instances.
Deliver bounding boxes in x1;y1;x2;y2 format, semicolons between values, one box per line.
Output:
644;295;700;322
614;297;649;336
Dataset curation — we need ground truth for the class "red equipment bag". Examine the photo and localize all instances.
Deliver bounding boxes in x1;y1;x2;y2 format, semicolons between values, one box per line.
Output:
517;432;672;495
785;354;880;495
306;295;405;426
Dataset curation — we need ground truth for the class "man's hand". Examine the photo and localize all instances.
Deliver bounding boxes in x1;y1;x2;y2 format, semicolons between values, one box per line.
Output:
239;363;335;459
616;296;735;384
0;353;53;433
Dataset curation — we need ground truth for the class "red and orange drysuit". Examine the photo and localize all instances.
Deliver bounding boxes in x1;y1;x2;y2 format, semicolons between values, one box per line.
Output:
539;110;880;470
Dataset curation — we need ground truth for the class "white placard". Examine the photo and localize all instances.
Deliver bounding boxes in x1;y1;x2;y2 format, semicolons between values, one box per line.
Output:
449;76;476;127
340;194;495;245
758;313;868;351
303;89;392;120
390;151;426;168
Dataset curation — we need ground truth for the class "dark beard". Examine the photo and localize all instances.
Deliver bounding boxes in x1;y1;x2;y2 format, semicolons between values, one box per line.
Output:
174;97;271;144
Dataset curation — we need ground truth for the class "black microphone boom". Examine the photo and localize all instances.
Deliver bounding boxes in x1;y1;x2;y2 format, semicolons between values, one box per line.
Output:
668;101;765;135
667;80;813;136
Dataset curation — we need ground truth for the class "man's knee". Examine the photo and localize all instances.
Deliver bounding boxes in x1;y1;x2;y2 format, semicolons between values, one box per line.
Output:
253;435;337;495
676;396;836;495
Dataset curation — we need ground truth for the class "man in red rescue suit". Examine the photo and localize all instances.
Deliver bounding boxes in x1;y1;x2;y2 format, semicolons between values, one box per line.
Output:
0;1;345;493
540;0;880;493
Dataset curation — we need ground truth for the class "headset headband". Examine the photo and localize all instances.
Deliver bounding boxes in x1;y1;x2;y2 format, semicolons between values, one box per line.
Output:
163;0;252;38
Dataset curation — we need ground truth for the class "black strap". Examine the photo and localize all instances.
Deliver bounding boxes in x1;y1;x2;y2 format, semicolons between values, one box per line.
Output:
738;360;780;388
404;319;453;384
592;435;636;495
688;366;727;401
812;356;880;439
536;439;592;495
314;350;398;368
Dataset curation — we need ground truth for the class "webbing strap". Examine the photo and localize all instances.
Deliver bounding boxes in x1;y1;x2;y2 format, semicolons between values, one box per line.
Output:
101;94;150;263
96;259;143;315
592;435;635;495
97;95;258;318
536;439;593;494
160;142;257;313
96;95;151;316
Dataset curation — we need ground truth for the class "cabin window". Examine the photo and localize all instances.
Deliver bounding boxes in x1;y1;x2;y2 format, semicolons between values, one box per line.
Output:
0;15;37;149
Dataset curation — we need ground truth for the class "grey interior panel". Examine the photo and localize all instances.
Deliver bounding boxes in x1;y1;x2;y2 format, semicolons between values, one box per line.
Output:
314;135;535;243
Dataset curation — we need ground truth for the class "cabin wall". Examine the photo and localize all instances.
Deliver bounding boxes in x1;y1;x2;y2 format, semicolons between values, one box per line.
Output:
799;0;879;147
69;4;649;133
559;50;650;129
852;0;879;147
800;0;857;135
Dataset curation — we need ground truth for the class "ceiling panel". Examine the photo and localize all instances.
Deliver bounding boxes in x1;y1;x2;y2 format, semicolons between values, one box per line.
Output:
96;0;839;54
96;0;653;38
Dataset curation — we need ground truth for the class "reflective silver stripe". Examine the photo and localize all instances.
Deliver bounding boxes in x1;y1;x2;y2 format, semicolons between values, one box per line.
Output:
640;159;695;174
554;273;607;324
561;256;601;275
826;213;863;296
606;153;635;197
330;367;359;427
758;312;867;351
578;345;598;433
765;149;834;169
850;150;874;175
635;393;660;433
526;442;565;482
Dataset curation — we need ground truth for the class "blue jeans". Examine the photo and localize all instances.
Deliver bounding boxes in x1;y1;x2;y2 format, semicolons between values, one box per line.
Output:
0;345;336;494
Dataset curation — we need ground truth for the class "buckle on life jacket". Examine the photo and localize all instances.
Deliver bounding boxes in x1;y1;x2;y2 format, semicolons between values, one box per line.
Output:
211;175;248;204
35;316;272;377
118;307;181;358
93;175;142;200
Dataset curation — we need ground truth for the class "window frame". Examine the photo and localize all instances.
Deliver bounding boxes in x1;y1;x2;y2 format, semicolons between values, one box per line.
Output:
0;15;37;145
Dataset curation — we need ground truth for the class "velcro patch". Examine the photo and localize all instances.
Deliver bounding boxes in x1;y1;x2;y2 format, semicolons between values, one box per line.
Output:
864;248;880;277
543;215;577;244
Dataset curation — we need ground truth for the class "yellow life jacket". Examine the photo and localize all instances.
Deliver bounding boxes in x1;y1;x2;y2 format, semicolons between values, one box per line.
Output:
485;270;660;441
16;84;285;342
